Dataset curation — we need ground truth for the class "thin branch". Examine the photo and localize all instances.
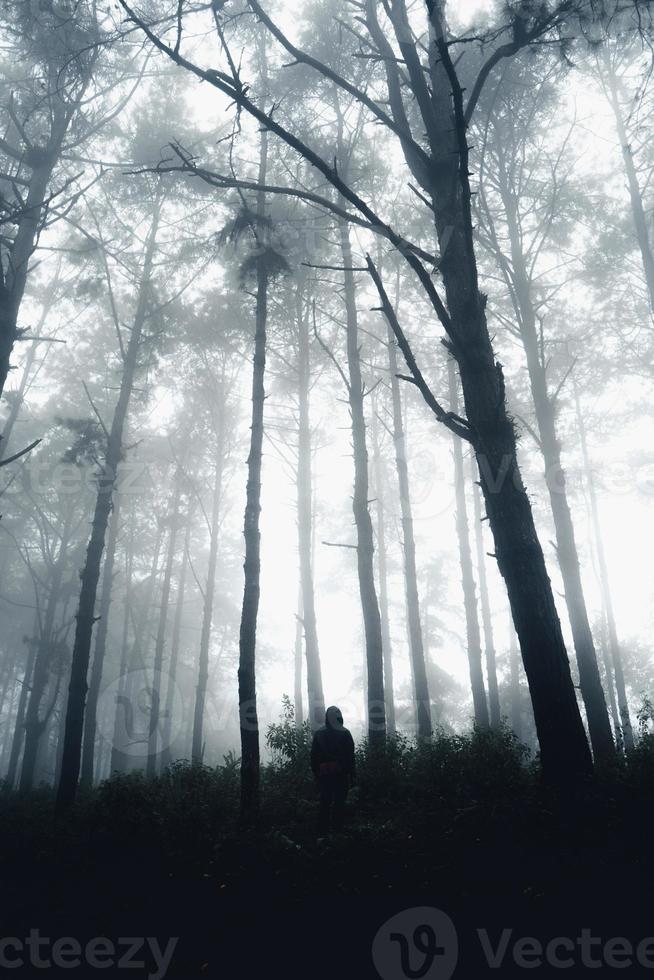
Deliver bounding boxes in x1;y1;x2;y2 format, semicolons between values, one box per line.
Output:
365;254;474;443
0;438;42;467
81;381;110;441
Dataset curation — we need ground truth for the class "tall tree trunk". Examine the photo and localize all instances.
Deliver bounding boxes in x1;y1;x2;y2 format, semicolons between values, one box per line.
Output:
6;624;38;788
294;588;304;728
161;510;192;769
57;204;161;808
599;614;623;750
509;623;522;742
20;508;73;791
0;156;59;402
600;50;654;310
339;217;386;743
387;320;432;738
0;662;19;773
238;125;268;820
0;265;61;461
392;11;594;781
492;167;614;763
0;656;18;769
114;522;164;775
574;379;634;752
0;340;39;462
370;405;396;735
80;493;121;789
471;462;501;727
193;442;224;764
295;287;325;729
147;480;182;775
448;359;489;728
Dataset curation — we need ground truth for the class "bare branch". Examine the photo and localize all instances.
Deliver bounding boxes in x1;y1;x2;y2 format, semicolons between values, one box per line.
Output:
366;254;474;443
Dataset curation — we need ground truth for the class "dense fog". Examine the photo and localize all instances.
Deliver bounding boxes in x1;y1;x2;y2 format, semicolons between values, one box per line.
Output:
1;2;654;975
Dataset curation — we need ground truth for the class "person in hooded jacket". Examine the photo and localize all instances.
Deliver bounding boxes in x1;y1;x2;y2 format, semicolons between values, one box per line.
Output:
310;705;356;834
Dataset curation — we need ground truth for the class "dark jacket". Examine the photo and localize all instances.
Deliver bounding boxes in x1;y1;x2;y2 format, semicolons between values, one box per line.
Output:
311;709;356;779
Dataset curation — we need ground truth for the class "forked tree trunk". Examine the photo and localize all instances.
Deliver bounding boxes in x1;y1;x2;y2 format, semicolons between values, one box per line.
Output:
339;218;386;744
448;359;489;728
371;406;396;735
57;204;161;808
80;494;121;789
387;320;432;738
471;463;501;727
409;9;594;781
295;287;325;729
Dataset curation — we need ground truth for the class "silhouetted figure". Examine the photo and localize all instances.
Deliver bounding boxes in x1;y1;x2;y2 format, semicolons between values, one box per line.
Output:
311;705;356;835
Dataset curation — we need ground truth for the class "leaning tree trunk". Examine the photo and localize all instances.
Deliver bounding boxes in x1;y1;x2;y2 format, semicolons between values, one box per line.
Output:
192;441;224;764
471;462;501;727
57;205;160;808
574;379;634;752
381;12;595;782
295;285;325;729
80;493;121;789
448;359;489;728
147;479;182;775
339;218;386;744
370;405;396;735
387;318;432;738
495;181;614;763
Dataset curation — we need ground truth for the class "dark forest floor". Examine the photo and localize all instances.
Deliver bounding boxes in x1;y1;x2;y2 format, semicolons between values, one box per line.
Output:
2;727;654;978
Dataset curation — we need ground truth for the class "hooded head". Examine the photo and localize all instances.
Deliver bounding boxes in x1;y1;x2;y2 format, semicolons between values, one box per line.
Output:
325;705;344;729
